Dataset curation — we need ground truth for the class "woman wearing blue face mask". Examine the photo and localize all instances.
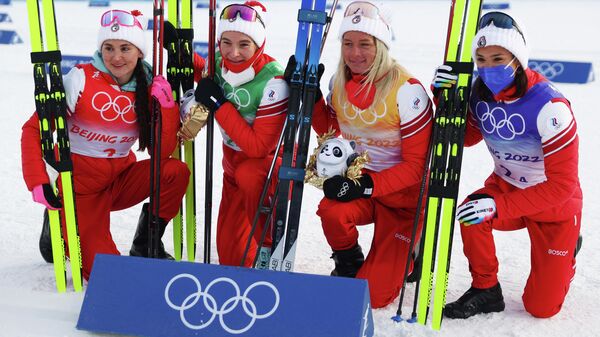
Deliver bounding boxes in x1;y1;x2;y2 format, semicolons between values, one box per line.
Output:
432;12;583;319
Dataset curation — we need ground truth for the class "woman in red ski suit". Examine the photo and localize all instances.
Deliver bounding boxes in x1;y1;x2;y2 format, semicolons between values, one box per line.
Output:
308;1;433;308
433;12;583;319
21;9;189;279
185;1;289;267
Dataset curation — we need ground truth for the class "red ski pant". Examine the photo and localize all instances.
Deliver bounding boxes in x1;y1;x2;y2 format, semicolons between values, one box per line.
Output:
460;184;581;318
317;189;422;309
61;154;189;279
216;156;277;267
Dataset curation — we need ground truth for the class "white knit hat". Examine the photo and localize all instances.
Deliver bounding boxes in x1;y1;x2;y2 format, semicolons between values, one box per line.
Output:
472;12;529;69
218;1;267;47
338;1;392;49
97;9;147;56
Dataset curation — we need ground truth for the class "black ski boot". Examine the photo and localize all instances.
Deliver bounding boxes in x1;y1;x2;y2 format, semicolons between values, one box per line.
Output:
330;244;365;278
39;210;53;263
575;234;583;258
444;283;505;319
130;203;174;260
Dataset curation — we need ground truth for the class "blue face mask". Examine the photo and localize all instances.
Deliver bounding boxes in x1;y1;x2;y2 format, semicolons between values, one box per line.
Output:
478;58;517;96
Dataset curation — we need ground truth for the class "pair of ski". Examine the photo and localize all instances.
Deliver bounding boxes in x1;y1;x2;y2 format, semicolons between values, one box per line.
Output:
239;0;329;271
393;0;482;330
165;0;198;263
26;0;83;292
166;0;217;264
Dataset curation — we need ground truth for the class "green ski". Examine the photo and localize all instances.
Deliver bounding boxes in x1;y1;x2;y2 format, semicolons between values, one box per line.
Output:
167;0;196;262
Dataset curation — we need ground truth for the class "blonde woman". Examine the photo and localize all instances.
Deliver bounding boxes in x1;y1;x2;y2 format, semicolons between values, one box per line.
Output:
307;1;433;308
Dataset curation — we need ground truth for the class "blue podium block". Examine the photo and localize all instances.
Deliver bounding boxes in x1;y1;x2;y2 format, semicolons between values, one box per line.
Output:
0;29;21;44
78;255;374;337
482;2;510;10
61;55;93;74
147;18;153;30
529;59;595;84
0;12;11;22
88;0;109;7
0;0;11;5
193;41;209;59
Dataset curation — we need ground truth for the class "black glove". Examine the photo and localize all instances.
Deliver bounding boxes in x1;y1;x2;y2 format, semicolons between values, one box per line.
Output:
323;174;374;202
32;184;63;209
283;55;325;102
161;21;179;50
194;77;228;113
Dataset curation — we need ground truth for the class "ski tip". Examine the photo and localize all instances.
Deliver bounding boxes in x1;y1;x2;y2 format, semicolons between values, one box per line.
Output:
391;315;403;323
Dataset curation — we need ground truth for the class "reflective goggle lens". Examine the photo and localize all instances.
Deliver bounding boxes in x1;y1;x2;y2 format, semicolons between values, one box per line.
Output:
100;10;141;29
343;1;389;28
220;4;264;27
479;12;524;41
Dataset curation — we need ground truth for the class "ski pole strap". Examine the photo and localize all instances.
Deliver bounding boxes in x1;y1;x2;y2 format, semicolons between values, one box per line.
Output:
444;61;474;75
278;167;306;182
298;8;328;24
30;50;62;64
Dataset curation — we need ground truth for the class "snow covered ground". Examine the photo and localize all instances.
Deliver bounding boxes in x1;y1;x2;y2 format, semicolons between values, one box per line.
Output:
1;0;599;336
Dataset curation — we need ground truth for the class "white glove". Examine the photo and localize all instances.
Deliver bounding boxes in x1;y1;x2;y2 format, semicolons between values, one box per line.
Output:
456;194;496;226
432;64;458;89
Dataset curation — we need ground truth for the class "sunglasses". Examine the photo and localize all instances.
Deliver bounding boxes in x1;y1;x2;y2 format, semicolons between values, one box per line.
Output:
343;1;390;28
100;10;143;30
479;11;525;42
220;4;265;27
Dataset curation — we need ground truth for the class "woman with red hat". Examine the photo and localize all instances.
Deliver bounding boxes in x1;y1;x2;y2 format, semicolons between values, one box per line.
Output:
22;9;189;279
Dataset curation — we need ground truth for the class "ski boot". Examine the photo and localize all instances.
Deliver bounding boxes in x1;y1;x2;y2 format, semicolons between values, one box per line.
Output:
39;210;53;263
330;244;365;278
130;203;174;260
444;283;505;319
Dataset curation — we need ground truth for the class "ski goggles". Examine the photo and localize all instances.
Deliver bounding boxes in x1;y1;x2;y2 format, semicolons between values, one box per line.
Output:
220;4;265;27
479;11;525;41
100;10;143;30
343;1;390;28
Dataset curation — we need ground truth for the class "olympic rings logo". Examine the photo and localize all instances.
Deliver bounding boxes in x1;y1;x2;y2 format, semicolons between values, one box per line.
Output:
215;74;251;110
164;273;280;334
339;96;386;125
529;61;564;79
92;91;136;124
337;181;350;197
475;101;526;140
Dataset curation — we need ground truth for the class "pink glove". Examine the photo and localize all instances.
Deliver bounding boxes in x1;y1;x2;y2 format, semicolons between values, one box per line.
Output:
150;75;175;109
32;184;62;210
